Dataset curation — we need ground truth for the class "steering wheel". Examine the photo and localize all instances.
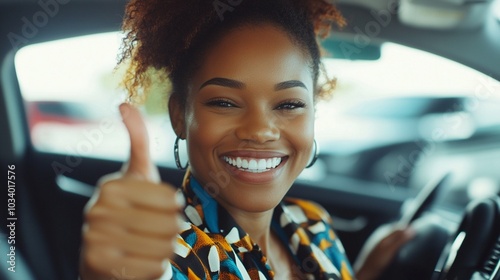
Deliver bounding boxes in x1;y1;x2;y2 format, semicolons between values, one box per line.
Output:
378;196;500;280
433;197;500;280
377;171;500;280
375;174;451;279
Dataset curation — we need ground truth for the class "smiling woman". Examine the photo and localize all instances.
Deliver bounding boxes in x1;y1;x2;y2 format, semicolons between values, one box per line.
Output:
78;1;414;280
173;25;315;214
3;0;500;279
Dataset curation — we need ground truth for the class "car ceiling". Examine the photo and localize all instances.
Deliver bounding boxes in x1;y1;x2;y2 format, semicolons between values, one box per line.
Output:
1;0;498;76
332;2;500;79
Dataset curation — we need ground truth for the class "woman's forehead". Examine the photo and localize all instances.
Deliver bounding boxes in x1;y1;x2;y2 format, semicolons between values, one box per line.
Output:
191;25;314;91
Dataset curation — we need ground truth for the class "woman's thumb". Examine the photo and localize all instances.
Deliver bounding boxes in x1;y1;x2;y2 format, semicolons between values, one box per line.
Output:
119;103;160;182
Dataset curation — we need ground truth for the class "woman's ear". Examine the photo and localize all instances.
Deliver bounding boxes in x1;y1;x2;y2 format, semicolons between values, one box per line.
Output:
168;95;185;138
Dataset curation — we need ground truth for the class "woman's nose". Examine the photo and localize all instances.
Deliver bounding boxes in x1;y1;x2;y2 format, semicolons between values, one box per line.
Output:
235;108;280;144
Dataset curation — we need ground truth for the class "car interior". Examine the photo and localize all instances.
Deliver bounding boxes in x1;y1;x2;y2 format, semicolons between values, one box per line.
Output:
1;0;500;279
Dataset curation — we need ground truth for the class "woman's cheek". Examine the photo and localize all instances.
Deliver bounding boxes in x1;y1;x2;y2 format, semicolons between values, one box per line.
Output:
280;111;314;135
194;110;234;140
282;112;315;164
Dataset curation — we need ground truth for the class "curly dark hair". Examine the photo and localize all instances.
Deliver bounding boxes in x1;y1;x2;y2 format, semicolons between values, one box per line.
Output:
119;0;345;105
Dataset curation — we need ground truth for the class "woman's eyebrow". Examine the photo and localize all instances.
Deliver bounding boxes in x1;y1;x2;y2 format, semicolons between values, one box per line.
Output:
199;78;308;91
274;80;308;91
199;77;245;90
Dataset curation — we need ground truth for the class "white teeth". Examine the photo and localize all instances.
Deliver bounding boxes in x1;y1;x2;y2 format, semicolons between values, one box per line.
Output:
223;156;283;172
258;159;266;169
249;159;257;169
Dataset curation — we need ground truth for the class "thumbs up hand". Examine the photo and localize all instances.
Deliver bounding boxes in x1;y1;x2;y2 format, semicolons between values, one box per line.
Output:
80;103;184;280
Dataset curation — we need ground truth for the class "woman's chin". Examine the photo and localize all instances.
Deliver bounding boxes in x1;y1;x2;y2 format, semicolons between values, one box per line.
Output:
216;183;289;213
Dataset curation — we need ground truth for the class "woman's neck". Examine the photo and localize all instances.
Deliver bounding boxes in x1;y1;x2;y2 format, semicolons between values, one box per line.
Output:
223;203;275;254
220;201;301;279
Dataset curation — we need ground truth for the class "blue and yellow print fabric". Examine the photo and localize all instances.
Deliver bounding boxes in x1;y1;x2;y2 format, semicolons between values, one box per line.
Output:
161;173;354;279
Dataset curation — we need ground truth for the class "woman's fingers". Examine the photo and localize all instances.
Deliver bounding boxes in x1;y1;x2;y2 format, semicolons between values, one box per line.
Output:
85;221;175;259
97;178;183;212
87;191;181;235
83;245;167;280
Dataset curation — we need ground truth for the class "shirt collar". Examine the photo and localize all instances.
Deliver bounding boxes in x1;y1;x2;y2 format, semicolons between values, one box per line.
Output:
182;171;256;252
181;171;336;279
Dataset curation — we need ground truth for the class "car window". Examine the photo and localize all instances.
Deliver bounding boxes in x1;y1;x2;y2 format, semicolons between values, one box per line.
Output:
15;32;500;178
496;0;500;21
298;43;500;183
15;32;180;167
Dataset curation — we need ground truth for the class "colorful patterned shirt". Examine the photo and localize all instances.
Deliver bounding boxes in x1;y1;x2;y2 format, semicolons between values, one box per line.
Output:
161;173;355;280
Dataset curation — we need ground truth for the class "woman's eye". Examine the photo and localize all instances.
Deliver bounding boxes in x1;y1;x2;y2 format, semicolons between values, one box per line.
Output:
276;101;306;110
205;99;236;108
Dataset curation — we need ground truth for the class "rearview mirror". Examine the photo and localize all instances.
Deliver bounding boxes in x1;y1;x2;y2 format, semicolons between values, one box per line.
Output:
399;0;494;30
321;38;382;60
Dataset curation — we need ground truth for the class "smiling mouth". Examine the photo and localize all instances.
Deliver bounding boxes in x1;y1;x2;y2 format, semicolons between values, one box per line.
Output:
223;156;283;173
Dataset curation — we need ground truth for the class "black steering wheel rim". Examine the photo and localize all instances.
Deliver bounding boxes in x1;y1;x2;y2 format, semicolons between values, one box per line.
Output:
434;197;500;280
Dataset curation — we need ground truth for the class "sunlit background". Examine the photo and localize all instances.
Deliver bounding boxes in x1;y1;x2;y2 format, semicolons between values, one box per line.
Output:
14;31;500;174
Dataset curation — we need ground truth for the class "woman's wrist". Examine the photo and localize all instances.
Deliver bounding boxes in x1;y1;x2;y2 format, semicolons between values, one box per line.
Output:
355;266;380;280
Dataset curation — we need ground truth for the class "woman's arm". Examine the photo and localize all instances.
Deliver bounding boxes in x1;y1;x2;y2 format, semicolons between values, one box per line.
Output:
354;224;416;280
